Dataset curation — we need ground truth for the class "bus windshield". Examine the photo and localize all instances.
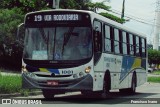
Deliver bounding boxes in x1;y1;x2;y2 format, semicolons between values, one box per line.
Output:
23;27;92;61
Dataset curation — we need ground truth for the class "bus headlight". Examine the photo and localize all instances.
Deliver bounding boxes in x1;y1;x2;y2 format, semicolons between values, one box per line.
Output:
22;66;27;72
85;66;91;73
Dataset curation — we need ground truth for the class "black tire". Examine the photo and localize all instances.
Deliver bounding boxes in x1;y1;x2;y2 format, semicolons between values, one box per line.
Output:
82;72;111;98
119;73;136;95
100;72;111;98
128;73;136;94
81;91;95;98
42;89;55;99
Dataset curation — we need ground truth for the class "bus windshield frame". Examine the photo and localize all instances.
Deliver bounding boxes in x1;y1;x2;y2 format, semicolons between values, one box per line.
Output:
23;11;92;67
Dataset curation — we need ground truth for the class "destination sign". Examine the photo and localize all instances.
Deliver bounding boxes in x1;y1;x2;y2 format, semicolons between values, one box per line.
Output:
25;11;91;26
33;14;81;22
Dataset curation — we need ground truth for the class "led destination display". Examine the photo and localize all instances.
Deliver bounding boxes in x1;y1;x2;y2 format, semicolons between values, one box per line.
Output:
34;14;80;22
25;11;91;26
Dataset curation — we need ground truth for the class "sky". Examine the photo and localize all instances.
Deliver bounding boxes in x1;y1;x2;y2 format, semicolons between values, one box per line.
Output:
93;0;157;44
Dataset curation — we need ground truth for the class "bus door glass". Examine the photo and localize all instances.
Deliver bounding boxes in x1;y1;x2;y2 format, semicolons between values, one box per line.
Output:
93;20;102;64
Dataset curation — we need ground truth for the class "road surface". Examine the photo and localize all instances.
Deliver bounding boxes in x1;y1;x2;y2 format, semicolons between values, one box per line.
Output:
10;82;160;105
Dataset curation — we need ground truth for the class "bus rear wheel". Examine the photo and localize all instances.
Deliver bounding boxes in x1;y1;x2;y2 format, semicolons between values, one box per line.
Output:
42;89;55;99
119;73;136;94
128;73;136;94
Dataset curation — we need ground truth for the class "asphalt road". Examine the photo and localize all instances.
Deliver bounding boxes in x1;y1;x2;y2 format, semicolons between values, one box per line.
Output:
11;82;160;105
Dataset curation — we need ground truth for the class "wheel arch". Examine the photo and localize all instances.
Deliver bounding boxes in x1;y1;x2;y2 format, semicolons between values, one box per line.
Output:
104;70;111;90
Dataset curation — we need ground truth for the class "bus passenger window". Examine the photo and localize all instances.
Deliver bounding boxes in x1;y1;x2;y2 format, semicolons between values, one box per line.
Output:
114;29;120;54
129;34;134;55
136;36;140;56
139;38;142;57
122;32;127;54
104;25;111;52
142;38;146;57
119;30;123;54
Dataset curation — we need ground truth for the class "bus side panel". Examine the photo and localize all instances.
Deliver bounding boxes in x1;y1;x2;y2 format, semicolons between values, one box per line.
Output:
93;54;105;91
103;54;123;89
122;57;147;89
134;58;147;87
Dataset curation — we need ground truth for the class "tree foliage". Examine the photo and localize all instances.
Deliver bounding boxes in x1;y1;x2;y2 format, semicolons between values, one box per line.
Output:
86;2;125;23
0;0;47;13
60;0;90;10
0;8;24;69
0;8;23;44
86;2;111;12
99;12;125;24
148;49;160;66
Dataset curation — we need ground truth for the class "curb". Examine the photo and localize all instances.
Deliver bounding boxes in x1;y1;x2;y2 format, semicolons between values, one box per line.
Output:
147;74;160;77
0;93;21;98
0;91;42;98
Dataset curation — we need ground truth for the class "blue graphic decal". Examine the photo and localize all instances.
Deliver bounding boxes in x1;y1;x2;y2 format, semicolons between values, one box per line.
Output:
26;65;60;74
48;69;60;74
120;56;134;80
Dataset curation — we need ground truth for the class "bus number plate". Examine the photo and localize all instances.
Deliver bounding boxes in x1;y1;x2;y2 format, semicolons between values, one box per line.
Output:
47;81;59;86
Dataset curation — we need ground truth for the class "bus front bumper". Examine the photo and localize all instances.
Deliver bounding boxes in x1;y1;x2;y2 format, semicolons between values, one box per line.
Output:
22;73;93;91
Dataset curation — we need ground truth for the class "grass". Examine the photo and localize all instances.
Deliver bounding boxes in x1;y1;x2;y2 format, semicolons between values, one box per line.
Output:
0;73;22;94
147;70;160;83
0;70;40;96
151;70;160;75
148;77;160;83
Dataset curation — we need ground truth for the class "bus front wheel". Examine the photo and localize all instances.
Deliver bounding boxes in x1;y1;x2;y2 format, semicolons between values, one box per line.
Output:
42;89;55;99
100;72;111;98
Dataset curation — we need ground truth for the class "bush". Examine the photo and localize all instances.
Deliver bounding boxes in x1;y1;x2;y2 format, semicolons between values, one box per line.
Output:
0;8;24;70
0;73;22;94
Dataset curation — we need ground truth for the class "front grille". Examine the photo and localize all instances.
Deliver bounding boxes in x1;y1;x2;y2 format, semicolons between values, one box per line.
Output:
35;74;72;77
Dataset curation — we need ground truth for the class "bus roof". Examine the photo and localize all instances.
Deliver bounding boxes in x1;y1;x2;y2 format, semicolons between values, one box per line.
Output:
25;9;147;39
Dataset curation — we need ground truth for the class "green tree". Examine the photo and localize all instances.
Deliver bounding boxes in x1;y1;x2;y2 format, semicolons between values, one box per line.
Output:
1;0;125;23
87;2;125;23
0;8;24;69
86;1;111;12
60;0;125;23
148;49;160;68
60;0;90;10
99;12;125;24
0;8;23;45
0;0;47;13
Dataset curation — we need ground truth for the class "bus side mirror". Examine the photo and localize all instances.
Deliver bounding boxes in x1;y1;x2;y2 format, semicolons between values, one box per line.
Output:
16;23;25;46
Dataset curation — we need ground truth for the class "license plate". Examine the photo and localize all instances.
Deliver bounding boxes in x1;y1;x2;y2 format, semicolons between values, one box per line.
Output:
47;81;58;86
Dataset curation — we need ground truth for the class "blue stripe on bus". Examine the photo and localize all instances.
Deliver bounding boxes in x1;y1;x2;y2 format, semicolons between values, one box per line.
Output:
26;65;60;74
120;56;134;80
48;69;60;74
120;56;144;81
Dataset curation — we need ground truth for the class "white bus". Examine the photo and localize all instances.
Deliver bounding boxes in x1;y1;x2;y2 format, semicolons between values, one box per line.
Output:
20;9;147;99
